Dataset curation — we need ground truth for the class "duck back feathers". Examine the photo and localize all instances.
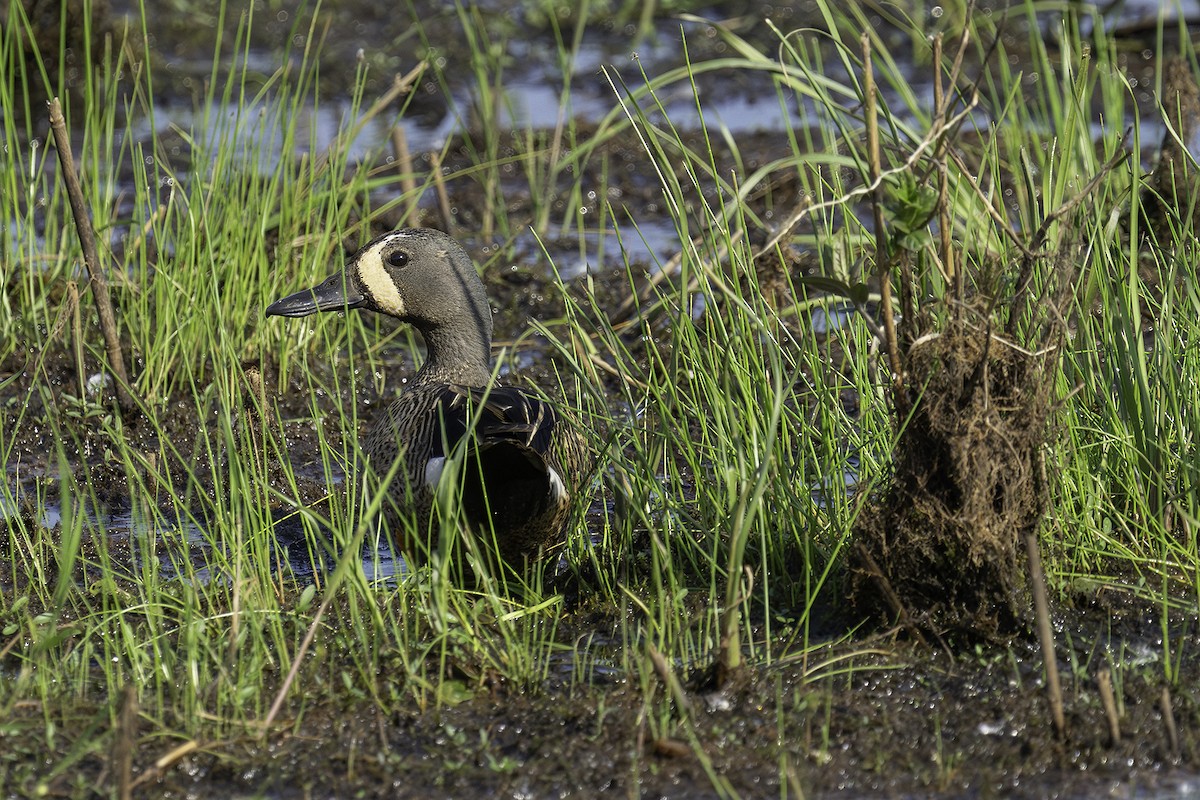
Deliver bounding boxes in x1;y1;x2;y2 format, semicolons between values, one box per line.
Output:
367;383;587;564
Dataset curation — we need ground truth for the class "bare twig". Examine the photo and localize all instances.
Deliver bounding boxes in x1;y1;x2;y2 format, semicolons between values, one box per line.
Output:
1006;141;1131;337
932;34;958;305
1161;686;1179;756
48;98;136;412
263;589;332;731
1097;669;1121;745
759;97;979;261
947;149;1031;257
614;229;742;325
853;541;927;647
647;643;693;720
922;12;984;310
1024;519;1065;738
587;351;650;390
68;281;85;398
391;124;418;223
862;34;907;414
112;684;137;800
317;62;426;173
129;740;201;789
1032;142;1132;253
943;1;979;100
431;150;454;232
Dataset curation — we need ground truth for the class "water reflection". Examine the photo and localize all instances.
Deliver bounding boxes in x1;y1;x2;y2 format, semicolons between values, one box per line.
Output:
0;491;405;588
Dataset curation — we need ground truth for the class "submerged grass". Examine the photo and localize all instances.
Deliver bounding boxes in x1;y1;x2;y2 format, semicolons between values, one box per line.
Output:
2;0;1200;795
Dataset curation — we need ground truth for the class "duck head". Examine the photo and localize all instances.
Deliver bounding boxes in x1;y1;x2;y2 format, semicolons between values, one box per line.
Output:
267;228;494;384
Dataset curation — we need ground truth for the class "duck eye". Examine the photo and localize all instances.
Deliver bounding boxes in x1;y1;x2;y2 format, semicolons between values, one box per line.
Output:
387;250;410;268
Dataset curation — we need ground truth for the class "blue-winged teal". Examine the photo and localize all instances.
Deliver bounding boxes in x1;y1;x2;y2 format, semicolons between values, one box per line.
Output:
266;228;590;566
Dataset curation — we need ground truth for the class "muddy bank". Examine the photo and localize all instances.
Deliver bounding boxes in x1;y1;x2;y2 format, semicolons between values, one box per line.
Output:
6;599;1198;798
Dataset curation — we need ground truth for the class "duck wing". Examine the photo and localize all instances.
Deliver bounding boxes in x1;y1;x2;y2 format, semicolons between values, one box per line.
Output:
418;385;575;553
428;385;559;460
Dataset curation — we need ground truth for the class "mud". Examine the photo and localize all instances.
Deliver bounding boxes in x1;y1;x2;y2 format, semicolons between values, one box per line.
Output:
5;601;1199;798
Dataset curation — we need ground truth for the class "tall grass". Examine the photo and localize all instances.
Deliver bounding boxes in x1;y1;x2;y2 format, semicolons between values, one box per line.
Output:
2;0;1199;794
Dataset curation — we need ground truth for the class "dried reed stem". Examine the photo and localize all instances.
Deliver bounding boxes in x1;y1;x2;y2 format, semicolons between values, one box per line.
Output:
48;97;136;412
932;34;958;306
861;34;907;414
263;589;332;732
431;150;454;232
391;124;418;223
68;281;85;397
318;63;426;174
647;642;693;721
113;684;138;800
1097;669;1121;745
1024;525;1065;739
1161;686;1179;755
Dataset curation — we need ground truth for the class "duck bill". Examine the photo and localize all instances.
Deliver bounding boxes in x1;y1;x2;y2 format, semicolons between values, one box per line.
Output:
266;272;367;317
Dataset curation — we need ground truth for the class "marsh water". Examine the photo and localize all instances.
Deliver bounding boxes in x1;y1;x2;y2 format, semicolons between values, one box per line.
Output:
6;0;1200;797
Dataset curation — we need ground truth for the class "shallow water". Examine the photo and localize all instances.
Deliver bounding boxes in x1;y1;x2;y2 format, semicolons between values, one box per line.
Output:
0;484;404;589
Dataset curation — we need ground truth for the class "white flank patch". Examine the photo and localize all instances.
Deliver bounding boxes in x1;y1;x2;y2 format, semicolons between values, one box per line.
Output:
355;239;407;317
547;466;567;503
424;456;446;489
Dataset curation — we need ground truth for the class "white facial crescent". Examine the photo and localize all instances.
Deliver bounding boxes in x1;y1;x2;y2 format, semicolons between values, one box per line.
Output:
355;238;407;317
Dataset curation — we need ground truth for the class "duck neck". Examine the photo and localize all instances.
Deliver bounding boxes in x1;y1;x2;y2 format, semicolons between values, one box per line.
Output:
413;322;494;386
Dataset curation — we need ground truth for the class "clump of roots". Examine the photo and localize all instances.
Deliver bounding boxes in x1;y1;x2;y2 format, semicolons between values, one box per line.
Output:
851;315;1054;640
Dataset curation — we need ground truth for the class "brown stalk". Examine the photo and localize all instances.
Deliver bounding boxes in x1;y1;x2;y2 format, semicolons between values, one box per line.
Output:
1097;669;1121;745
68;281;85;398
129;740;201;789
1161;686;1179;756
646;642;693;721
758;92;979;269
1024;520;1065;738
932;34;958;308
1005;142;1131;338
431;150;454;232
1027;453;1065;739
316;62;426;175
48;97;136;413
853;541;927;647
613;230;741;324
390;124;419;224
225;525;244;684
262;588;333;733
753;6;978;272
481;81;499;242
112;684;138;800
861;34;907;415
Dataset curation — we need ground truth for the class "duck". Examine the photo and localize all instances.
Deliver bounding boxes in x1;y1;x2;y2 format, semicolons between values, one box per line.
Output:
266;227;590;568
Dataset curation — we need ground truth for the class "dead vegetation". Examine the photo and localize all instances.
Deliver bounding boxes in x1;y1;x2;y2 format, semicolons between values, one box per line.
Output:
850;312;1057;639
844;46;1198;645
842;30;1132;644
